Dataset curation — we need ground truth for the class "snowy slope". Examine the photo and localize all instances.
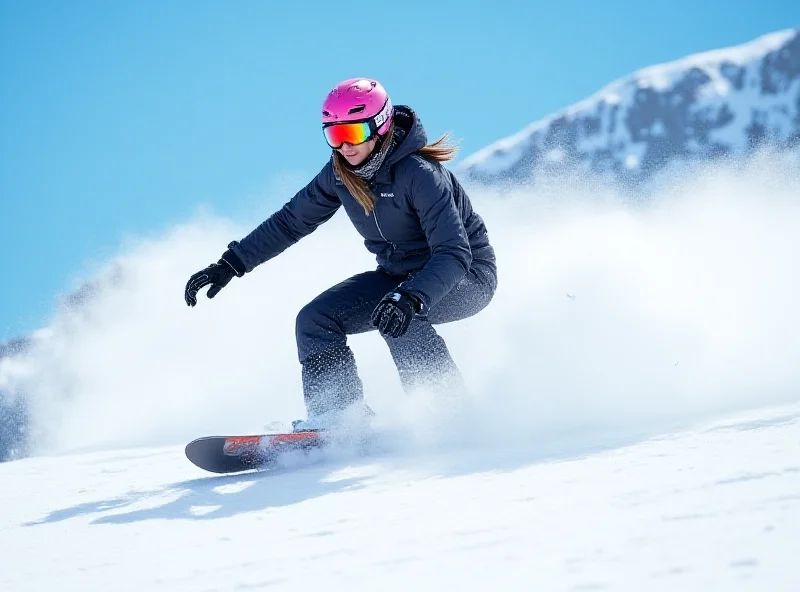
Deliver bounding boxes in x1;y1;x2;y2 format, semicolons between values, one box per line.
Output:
1;403;799;591
456;29;800;186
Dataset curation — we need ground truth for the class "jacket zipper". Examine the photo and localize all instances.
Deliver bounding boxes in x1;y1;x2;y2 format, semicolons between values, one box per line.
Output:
370;185;396;255
372;207;387;242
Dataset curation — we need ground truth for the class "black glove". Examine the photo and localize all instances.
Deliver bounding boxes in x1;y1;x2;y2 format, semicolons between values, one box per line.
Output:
184;245;246;307
371;290;422;338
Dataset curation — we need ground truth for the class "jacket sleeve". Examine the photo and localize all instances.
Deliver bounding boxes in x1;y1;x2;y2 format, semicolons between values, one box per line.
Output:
400;157;472;311
229;162;341;272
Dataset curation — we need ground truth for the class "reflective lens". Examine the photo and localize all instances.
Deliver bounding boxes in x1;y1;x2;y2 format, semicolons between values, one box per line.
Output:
323;122;372;149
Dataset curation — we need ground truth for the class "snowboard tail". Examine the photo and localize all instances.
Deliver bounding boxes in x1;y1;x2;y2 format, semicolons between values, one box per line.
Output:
185;431;325;474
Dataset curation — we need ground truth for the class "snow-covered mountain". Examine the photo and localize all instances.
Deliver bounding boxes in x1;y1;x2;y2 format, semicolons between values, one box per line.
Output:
456;29;800;186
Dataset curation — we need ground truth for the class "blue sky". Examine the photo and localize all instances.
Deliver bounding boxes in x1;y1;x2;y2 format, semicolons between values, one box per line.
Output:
1;0;797;342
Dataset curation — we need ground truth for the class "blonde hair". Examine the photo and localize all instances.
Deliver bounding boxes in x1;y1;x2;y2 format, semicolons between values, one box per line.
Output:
332;123;460;214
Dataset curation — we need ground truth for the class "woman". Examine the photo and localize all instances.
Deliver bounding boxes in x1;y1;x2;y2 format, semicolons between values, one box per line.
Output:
185;78;497;431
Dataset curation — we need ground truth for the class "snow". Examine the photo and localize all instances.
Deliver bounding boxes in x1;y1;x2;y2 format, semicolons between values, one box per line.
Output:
593;29;797;103
624;153;640;169
1;404;799;591
457;119;545;174
707;75;800;151
622;29;796;95
545;147;565;162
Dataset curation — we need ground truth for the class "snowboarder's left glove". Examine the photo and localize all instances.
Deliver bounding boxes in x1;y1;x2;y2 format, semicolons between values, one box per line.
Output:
184;244;246;307
371;290;422;338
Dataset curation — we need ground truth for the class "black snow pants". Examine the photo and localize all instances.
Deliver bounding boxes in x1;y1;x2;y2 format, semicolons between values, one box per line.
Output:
295;260;497;415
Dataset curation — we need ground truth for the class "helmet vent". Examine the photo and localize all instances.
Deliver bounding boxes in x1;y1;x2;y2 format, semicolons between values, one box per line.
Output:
348;105;366;115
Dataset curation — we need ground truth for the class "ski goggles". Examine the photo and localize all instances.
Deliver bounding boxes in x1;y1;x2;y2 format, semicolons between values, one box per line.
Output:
323;121;374;149
322;98;393;149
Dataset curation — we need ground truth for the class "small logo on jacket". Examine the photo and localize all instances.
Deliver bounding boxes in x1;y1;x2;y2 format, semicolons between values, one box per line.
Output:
381;192;394;198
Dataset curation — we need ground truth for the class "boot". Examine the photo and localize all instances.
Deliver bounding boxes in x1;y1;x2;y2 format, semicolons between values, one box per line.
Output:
291;403;375;433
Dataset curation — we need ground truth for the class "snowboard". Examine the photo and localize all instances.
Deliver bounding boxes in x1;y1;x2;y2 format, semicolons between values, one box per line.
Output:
185;430;326;474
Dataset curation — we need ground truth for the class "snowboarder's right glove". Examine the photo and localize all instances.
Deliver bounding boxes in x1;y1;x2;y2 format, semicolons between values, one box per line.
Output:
371;289;422;338
184;243;246;307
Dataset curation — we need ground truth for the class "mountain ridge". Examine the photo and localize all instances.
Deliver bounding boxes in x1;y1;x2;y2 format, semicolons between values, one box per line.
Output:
456;28;800;186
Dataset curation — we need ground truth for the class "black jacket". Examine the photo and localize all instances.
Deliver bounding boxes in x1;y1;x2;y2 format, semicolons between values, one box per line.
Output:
230;106;495;310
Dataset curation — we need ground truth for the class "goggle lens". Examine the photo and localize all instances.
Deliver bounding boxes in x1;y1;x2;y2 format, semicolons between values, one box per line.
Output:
323;122;372;149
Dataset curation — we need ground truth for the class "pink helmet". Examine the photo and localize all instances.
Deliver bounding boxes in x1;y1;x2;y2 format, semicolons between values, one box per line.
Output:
322;78;393;135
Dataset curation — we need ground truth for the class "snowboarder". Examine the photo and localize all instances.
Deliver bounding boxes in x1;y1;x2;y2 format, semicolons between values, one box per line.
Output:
184;78;497;431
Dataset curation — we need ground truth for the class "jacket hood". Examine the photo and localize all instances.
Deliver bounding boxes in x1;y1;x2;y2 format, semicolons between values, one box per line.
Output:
384;105;427;167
